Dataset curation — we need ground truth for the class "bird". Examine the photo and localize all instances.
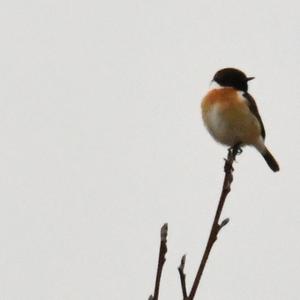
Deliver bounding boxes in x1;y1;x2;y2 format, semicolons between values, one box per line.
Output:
201;67;279;172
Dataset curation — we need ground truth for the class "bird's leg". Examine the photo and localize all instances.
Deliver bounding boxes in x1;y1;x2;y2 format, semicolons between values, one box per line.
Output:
225;144;242;173
228;143;243;156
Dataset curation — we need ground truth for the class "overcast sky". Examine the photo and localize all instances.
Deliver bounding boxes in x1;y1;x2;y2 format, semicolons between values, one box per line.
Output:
0;0;299;299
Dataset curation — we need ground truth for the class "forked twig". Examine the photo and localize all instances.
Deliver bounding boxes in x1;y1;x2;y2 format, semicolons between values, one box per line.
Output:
187;145;240;299
149;146;241;300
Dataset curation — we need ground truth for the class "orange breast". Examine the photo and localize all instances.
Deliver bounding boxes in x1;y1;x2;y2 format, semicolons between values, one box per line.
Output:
201;88;240;112
201;88;261;146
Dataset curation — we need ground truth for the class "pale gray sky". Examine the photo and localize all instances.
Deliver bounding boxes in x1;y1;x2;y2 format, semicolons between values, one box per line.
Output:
0;0;299;299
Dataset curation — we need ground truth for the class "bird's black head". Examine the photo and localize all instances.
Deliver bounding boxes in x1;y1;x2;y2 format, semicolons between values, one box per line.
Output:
213;68;254;92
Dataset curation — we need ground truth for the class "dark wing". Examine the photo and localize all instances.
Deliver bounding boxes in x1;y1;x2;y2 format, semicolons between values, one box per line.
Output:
243;92;266;139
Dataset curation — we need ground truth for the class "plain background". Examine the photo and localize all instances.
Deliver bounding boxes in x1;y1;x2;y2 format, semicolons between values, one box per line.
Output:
0;0;299;299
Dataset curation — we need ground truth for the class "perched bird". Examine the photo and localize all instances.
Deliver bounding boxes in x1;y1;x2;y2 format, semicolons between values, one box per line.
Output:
201;68;279;172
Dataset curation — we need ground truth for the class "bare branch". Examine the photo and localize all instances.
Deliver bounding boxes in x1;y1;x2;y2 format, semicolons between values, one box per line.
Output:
149;223;168;300
148;146;241;300
188;145;240;300
178;255;188;299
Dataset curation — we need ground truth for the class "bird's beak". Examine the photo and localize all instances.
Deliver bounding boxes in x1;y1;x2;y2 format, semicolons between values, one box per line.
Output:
247;77;255;81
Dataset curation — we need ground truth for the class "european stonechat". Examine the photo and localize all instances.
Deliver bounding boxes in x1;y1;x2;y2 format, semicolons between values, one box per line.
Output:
201;68;279;172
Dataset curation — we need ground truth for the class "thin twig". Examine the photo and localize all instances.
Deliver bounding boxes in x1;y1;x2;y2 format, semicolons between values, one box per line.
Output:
178;255;188;299
188;145;241;300
149;223;168;300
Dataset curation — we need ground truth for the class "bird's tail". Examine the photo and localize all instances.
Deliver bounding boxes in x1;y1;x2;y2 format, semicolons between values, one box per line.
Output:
261;148;280;172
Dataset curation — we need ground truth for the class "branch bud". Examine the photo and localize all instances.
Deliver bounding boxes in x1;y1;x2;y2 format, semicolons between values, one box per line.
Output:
160;223;168;242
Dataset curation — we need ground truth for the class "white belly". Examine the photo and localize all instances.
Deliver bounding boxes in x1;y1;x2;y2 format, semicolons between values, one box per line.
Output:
203;103;261;146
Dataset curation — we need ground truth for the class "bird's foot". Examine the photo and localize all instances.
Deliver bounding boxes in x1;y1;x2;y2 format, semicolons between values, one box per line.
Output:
228;144;242;156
